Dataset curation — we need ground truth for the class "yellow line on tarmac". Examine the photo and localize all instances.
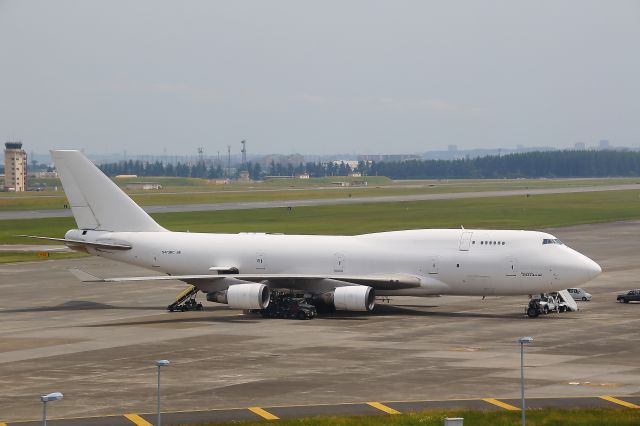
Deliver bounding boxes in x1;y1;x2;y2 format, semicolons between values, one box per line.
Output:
599;395;640;409
367;401;401;414
0;422;7;426
482;398;520;411
124;413;154;425
248;406;280;420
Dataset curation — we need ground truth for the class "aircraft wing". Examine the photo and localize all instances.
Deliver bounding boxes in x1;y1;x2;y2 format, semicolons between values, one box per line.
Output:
68;269;421;290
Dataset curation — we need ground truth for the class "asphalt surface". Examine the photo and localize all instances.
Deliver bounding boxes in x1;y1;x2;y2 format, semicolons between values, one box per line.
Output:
2;183;639;220
0;221;638;424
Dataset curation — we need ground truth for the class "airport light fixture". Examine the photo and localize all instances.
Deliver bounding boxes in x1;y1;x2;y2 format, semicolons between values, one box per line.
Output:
40;392;63;426
518;337;534;426
155;359;170;426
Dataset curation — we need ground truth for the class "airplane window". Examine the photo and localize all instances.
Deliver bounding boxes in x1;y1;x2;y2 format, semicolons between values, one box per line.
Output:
543;239;563;245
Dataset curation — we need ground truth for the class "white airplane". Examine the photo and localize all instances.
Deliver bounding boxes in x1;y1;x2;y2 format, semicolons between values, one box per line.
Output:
28;150;601;313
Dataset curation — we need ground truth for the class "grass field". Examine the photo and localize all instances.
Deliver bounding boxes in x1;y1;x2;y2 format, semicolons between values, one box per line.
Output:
2;190;640;248
191;408;639;426
1;177;638;212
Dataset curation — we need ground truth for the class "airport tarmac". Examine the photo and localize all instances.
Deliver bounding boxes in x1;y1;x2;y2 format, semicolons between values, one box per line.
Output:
0;221;639;423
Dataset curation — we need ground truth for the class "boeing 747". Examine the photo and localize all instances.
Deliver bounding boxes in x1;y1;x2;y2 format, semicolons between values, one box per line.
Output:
26;150;602;314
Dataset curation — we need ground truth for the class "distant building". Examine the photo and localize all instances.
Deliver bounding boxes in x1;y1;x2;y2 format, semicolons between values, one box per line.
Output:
125;182;162;190
574;142;586;150
4;142;27;192
599;140;610;150
238;171;251;183
331;180;367;187
329;160;360;169
357;154;421;162
296;173;310;179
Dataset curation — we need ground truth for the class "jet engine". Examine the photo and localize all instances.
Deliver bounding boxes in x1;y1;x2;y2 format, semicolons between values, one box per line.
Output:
206;283;270;310
333;285;375;311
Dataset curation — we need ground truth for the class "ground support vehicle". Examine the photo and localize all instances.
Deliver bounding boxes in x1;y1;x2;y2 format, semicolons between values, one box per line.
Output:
567;287;592;301
617;289;640;303
526;290;577;317
168;285;203;312
258;291;318;320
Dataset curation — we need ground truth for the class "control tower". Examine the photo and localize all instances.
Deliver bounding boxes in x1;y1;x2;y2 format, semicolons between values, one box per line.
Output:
4;142;27;191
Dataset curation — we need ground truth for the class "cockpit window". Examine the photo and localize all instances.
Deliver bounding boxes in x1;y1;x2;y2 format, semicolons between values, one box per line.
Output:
542;238;564;245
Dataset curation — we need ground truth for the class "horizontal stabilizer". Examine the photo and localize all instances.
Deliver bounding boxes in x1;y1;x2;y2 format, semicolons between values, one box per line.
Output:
19;235;131;250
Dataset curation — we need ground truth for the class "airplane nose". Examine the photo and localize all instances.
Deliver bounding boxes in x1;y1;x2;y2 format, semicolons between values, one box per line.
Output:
584;258;602;281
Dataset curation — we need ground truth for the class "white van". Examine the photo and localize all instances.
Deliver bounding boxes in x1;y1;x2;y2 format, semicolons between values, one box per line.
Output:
567;288;592;301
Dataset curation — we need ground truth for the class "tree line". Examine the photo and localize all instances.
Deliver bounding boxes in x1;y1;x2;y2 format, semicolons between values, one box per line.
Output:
97;150;640;180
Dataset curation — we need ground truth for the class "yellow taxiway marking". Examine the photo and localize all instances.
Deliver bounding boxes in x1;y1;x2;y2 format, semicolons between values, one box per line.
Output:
124;413;153;425
367;401;401;414
482;398;520;411
248;406;280;420
0;422;7;426
599;395;640;409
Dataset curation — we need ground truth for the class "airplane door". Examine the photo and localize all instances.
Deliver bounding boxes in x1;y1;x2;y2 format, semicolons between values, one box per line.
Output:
152;250;161;268
428;256;439;274
333;253;345;272
459;232;473;251
505;257;517;277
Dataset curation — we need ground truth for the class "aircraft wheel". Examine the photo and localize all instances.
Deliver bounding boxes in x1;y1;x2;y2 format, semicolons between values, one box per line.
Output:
527;307;539;318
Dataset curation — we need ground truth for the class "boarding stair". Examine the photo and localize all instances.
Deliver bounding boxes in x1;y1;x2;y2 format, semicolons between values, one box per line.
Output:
167;285;203;312
557;289;578;311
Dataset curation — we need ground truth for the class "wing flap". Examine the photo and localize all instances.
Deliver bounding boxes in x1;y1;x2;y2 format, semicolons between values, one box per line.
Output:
66;269;421;289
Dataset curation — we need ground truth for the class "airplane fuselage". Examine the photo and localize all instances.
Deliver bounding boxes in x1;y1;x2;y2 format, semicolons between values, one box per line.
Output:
66;227;601;297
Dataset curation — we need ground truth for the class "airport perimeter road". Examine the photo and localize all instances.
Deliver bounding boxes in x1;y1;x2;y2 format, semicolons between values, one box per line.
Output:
2;183;639;220
0;221;638;423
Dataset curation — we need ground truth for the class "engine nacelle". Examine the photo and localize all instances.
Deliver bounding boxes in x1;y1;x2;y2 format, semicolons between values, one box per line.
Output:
333;286;375;311
207;283;270;310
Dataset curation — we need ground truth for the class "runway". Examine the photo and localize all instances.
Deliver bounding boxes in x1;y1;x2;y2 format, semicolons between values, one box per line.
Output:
1;183;639;220
0;221;638;424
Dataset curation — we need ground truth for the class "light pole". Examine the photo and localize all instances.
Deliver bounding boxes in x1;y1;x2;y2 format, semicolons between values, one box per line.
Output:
40;392;63;426
155;360;170;426
518;337;534;426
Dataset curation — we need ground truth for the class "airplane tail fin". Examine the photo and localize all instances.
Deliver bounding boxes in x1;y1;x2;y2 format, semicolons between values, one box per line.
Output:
51;150;166;232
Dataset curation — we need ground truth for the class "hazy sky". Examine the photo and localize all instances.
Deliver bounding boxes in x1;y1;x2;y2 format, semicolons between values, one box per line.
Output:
1;1;638;156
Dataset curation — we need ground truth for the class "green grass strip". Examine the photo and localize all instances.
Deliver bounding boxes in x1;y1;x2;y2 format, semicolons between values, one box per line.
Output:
2;190;640;245
188;407;640;426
